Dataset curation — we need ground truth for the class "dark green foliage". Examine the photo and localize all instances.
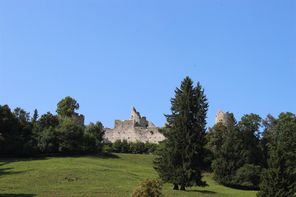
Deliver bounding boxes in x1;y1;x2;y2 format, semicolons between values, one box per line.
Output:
129;141;146;154
234;164;261;190
132;179;163;197
31;109;39;126
209;113;264;189
38;112;59;129
112;139;123;153
0;105;36;155
111;140;158;154
56;96;79;117
37;127;59;153
0;105;21;154
112;139;130;153
102;144;113;153
259;114;278;168
153;140;176;184
0;98;106;156
238;114;263;165
212;123;245;186
34;112;60;154
154;77;208;190
202;146;214;172
207;122;228;157
39;112;59;129
57;118;84;153
83;122;105;153
145;142;158;153
257;113;296;197
13;108;36;154
120;139;130;153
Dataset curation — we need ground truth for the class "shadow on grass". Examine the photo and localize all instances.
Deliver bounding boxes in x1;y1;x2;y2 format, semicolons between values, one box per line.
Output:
223;184;259;191
0;194;36;197
45;153;121;159
0;153;120;162
186;189;217;194
0;156;47;164
0;167;27;177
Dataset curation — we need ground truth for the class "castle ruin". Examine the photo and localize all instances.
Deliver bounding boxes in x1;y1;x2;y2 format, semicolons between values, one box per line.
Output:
215;110;231;125
104;109;231;144
104;107;165;144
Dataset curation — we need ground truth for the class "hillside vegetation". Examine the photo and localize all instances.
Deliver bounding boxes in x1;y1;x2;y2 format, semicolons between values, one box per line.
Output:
0;154;257;197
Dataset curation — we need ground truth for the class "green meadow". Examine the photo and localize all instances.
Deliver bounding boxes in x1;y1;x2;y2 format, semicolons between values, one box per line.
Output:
0;154;257;197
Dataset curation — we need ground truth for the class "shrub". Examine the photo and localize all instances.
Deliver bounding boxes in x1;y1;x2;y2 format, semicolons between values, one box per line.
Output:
145;142;158;153
234;164;261;189
111;140;159;154
130;142;145;154
102;144;113;153
132;179;163;197
121;139;130;153
112;140;123;153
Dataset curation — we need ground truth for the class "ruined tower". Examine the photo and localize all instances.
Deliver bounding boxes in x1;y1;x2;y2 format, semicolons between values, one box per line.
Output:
215;110;231;125
131;107;148;127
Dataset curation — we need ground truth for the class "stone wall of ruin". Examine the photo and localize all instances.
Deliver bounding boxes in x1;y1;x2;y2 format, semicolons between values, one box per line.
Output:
103;107;165;144
104;126;165;144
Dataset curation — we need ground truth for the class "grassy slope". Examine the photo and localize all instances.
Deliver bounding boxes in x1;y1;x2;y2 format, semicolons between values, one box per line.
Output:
0;154;257;197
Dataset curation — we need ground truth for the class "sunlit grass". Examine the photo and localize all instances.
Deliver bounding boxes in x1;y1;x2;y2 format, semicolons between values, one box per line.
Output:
0;154;257;197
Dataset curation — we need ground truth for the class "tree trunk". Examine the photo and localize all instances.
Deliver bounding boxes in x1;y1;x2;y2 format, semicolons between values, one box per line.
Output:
180;185;186;191
173;184;179;190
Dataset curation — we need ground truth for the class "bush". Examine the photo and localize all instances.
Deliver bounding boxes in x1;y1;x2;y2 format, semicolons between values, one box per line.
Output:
111;140;158;154
112;140;123;153
121;139;130;153
102;144;113;153
145;142;158;153
234;164;262;189
132;179;163;197
130;142;145;154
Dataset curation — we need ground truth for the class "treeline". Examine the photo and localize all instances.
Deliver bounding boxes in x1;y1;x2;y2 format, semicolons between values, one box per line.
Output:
206;112;296;196
207;113;263;190
0;97;159;157
0;96;105;156
153;76;296;197
104;140;158;154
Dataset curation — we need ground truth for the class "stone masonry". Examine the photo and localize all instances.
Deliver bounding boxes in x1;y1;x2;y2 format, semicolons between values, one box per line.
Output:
215;110;231;125
104;107;165;144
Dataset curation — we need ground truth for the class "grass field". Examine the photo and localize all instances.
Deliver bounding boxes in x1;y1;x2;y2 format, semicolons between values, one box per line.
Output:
0;153;257;197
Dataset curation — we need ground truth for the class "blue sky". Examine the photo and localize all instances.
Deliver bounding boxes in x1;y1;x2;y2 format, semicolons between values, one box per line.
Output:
0;0;295;128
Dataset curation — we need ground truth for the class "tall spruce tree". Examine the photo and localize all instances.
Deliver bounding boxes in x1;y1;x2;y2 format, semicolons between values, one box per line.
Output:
154;76;208;190
257;113;296;197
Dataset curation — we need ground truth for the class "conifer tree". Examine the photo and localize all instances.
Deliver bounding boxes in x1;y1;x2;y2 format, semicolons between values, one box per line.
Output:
154;76;208;190
257;113;296;197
